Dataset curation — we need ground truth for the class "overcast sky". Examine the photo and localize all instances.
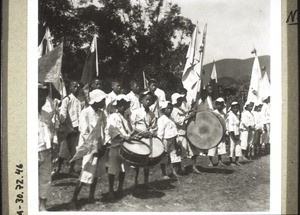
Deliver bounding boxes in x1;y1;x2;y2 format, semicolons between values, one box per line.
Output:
75;0;270;65
171;0;270;64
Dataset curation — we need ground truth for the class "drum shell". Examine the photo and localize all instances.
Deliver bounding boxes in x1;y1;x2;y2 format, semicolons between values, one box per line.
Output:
119;140;150;167
186;110;226;150
141;137;165;166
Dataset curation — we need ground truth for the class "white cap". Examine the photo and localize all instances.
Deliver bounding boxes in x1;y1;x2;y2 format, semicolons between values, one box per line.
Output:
245;100;254;106
262;95;270;101
89;89;106;105
113;94;130;105
230;101;239;106
159;101;172;110
38;82;47;89
171;93;184;105
215;97;225;103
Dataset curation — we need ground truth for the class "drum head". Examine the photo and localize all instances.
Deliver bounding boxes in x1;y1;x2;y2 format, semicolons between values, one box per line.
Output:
142;137;164;157
187;111;225;150
123;140;151;155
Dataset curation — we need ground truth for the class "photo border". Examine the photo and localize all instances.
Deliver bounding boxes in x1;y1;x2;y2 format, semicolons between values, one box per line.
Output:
2;0;298;214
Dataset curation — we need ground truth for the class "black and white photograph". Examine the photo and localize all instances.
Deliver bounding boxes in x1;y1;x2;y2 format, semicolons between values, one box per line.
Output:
29;0;281;213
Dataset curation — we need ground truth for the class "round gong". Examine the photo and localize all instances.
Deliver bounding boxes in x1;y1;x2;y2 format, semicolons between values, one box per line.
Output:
186;111;226;150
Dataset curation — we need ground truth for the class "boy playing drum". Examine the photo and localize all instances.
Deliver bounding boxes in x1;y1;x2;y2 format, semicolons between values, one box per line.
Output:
130;91;158;188
106;95;132;200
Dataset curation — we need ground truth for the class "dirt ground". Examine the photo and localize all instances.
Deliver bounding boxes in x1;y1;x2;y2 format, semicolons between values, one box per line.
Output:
46;152;270;212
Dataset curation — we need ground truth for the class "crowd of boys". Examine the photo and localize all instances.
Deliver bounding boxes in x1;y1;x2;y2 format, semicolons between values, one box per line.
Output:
38;78;271;211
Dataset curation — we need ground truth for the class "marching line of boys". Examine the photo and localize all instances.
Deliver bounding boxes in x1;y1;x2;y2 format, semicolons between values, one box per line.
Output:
38;78;271;211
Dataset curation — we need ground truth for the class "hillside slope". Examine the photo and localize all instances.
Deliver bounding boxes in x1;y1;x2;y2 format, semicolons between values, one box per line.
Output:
202;55;270;87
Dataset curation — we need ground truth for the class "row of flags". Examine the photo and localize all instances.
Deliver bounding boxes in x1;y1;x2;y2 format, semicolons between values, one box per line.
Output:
181;23;270;107
38;29;99;99
247;49;270;103
39;26;270;106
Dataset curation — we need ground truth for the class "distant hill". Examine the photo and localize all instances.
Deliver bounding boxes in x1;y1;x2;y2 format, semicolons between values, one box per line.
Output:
202;55;270;87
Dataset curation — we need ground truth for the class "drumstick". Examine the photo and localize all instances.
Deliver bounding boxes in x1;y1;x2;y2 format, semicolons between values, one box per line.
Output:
174;173;181;192
149;136;153;156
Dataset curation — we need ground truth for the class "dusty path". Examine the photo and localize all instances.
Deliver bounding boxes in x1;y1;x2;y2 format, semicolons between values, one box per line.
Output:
47;154;270;212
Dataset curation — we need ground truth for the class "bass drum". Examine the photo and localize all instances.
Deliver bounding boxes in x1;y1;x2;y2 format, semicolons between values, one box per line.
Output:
119;139;151;167
186;110;226;150
141;137;165;166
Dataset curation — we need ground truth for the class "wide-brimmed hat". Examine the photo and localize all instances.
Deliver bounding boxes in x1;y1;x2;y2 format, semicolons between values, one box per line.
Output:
89;89;106;105
159;101;172;110
230;101;239;106
215;97;225;103
262;95;270;101
254;100;263;107
171;93;185;105
113;94;130;105
245;100;254;106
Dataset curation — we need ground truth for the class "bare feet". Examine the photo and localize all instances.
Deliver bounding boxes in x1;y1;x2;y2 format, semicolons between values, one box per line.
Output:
192;165;202;174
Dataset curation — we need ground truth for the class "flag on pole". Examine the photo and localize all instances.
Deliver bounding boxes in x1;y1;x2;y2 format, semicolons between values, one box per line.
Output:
81;34;99;86
38;42;67;98
209;60;219;100
38;27;54;58
247;51;262;104
182;23;207;106
39;43;63;83
143;71;148;89
258;68;270;101
210;60;217;83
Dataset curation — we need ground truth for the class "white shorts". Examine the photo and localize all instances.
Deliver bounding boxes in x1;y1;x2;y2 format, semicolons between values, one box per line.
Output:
262;123;270;144
80;154;106;184
38;149;52;199
59;132;79;159
107;146;126;175
160;138;182;164
240;131;249;150
207;141;227;156
177;136;189;158
229;136;242;157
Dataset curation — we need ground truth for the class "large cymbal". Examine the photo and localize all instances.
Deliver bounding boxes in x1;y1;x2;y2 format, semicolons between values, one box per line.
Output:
186;111;226;150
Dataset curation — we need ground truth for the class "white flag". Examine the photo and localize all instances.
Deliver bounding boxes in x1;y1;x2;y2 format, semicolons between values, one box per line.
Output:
182;24;207;106
38;27;54;58
258;70;270;101
210;60;217;83
247;54;262;103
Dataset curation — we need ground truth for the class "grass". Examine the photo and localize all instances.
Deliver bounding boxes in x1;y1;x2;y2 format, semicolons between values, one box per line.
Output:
46;153;270;212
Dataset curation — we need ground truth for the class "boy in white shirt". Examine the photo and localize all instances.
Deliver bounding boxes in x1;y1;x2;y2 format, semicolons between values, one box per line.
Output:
106;79;122;114
127;80;142;113
261;96;270;154
130;91;157;188
252;102;264;158
106;95;132;200
207;98;227;166
170;93;195;174
148;78;166;117
240;101;255;160
70;90;107;208
157;101;182;179
226;102;242;166
56;80;83;175
38;84;56;211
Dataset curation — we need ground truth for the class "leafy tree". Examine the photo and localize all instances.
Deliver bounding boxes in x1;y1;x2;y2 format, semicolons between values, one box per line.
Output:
39;0;194;91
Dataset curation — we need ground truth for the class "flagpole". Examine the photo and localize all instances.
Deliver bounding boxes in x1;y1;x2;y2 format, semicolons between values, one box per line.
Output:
95;35;99;77
195;23;207;103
